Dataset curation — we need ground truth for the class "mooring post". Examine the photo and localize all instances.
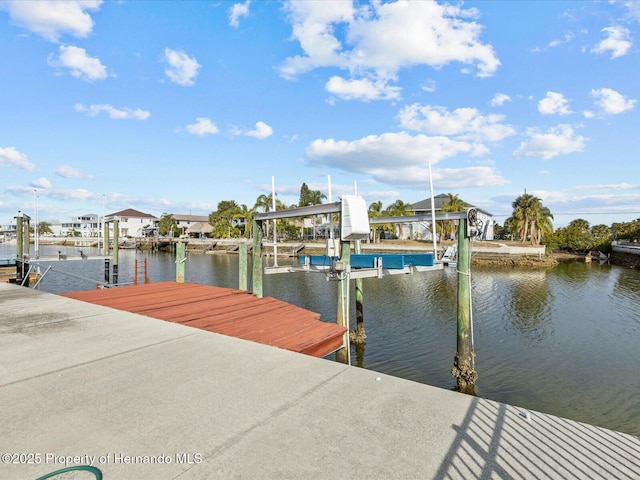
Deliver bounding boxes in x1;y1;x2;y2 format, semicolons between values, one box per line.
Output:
103;220;110;256
176;241;186;283
336;239;351;365
15;212;24;284
351;239;366;344
104;258;110;284
451;218;477;393
112;219;119;285
251;219;263;298
239;243;248;291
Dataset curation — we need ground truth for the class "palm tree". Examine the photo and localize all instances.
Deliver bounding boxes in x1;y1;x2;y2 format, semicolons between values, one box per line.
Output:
507;192;553;245
368;201;384;243
384;200;413;239
440;193;467;240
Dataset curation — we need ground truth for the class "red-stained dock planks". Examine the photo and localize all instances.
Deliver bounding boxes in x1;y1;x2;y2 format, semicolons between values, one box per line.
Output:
60;282;346;358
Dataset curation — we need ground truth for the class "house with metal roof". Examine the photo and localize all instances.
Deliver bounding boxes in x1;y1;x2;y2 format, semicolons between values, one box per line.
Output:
105;209;159;238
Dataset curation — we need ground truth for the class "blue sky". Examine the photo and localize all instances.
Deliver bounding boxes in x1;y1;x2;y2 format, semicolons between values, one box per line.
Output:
1;0;639;229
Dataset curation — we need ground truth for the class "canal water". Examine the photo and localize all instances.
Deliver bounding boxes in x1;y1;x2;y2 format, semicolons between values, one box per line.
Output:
3;244;640;436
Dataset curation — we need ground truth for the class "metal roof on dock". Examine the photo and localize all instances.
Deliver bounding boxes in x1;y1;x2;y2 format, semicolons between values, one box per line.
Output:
60;282;346;358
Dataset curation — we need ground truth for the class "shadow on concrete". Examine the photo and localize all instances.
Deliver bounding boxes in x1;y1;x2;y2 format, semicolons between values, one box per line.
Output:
434;397;640;479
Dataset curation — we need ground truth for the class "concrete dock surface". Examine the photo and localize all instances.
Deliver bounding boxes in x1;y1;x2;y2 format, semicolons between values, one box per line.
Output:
1;282;639;479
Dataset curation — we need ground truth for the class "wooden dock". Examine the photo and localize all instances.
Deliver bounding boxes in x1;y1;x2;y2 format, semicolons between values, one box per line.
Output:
60;282;346;358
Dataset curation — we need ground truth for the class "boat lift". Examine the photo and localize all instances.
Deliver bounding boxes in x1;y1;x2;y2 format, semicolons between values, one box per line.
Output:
253;195;481;379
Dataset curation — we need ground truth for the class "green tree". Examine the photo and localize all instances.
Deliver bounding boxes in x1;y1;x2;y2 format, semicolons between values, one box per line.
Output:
385;199;413;239
209;200;242;238
298;183;326;207
613;218;640;242
158;213;177;236
591;224;612;251
440;193;467;240
564;218;592;251
298;183;326;240
369;201;384;242
32;221;53;236
506;192;553;245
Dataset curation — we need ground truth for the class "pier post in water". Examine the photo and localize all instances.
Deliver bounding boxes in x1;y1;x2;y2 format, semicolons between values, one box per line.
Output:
251;219;263;298
176;241;186;283
351;239;366;345
335;239;351;365
15;212;24;284
112;219;119;285
103;220;110;256
239;243;248;291
451;218;477;393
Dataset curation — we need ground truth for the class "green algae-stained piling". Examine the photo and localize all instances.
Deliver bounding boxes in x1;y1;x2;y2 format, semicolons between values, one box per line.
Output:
352;239;366;345
15;212;25;284
252;219;263;298
176;241;186;283
452;217;477;393
336;238;351;365
239;243;248;291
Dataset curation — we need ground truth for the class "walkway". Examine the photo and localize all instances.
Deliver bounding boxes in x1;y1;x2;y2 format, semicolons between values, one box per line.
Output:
60;281;346;358
2;283;639;479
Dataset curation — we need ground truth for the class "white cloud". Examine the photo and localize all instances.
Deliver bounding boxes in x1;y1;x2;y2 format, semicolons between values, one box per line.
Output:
0;146;36;171
55;165;93;179
306;132;509;188
513;124;587;160
280;1;499;99
48;45;107;81
325;75;401;101
623;1;640;23
0;0;102;42
163;48;201;86
229;1;250;28
591;26;632;59
538;91;571;115
397;104;516;142
306;131;473;173
185;117;219;136
246;121;273;139
491;93;511;107
576;182;640;191
549;33;574;48
582;110;595;119
590;88;636;115
421;79;437;93
31;177;52;189
74;103;151;120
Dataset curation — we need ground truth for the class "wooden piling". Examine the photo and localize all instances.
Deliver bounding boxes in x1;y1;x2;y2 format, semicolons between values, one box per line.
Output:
351;239;366;344
451;218;477;393
176;241;186;283
15;212;24;283
112;219;119;285
335;239;351;365
239;243;248;291
252;219;263;298
103;220;110;256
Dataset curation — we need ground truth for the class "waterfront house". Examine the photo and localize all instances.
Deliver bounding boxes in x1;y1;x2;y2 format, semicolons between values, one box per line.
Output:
173;214;209;235
105;209;159;238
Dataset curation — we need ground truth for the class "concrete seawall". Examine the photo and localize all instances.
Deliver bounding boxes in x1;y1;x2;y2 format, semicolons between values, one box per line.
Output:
2;282;639;479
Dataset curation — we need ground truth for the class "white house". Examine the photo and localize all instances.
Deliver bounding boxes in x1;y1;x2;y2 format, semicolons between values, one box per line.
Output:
46;214;100;237
105;209;158;238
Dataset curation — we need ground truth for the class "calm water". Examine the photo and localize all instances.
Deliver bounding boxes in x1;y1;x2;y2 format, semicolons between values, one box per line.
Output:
3;244;640;436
